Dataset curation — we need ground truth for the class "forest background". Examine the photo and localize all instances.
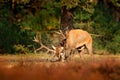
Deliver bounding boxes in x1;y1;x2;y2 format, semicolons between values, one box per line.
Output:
0;0;120;54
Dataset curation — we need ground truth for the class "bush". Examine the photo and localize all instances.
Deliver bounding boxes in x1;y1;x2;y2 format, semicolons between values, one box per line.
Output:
13;44;29;54
0;18;20;53
106;35;120;54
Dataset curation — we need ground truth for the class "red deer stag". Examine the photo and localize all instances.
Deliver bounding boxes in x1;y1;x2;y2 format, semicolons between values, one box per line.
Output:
54;29;93;62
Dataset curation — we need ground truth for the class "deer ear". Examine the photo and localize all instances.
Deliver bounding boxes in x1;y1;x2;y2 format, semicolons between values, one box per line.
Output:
52;45;56;50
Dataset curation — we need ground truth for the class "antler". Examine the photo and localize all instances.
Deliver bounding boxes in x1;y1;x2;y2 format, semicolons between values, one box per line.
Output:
55;30;66;39
33;33;55;54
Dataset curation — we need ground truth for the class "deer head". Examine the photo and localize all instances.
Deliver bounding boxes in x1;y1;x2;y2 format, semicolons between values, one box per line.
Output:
52;43;66;62
33;31;66;62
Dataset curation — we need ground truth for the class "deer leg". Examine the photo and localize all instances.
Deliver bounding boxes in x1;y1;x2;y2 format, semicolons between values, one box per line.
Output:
68;49;74;61
85;44;93;62
65;49;72;61
60;52;66;62
78;47;85;63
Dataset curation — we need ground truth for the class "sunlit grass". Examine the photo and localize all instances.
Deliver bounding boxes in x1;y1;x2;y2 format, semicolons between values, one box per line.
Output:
0;52;120;61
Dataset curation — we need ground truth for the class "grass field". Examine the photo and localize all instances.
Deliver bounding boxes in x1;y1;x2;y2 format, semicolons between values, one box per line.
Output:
0;53;120;80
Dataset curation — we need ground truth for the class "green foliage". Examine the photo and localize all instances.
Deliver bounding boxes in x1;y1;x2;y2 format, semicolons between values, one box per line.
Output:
73;0;95;30
60;0;79;9
13;44;29;54
110;0;120;7
14;0;30;4
91;3;120;54
0;18;20;53
0;16;34;53
0;1;35;53
20;13;42;31
106;34;120;54
20;0;60;31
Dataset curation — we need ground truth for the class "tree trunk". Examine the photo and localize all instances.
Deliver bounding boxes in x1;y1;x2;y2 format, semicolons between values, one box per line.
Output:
60;6;74;35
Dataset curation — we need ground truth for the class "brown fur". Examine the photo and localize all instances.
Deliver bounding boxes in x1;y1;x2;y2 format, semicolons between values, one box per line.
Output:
55;46;63;57
53;29;93;61
64;29;93;60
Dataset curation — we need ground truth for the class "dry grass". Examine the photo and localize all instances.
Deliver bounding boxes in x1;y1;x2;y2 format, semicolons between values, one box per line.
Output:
0;54;120;80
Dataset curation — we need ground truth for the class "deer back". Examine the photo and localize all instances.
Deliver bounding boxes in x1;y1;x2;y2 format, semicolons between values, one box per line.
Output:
66;29;92;49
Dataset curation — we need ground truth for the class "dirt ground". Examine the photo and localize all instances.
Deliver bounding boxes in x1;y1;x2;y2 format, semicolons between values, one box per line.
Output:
0;54;120;80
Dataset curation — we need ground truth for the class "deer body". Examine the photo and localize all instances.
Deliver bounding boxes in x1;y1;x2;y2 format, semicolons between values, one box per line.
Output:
64;29;93;61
